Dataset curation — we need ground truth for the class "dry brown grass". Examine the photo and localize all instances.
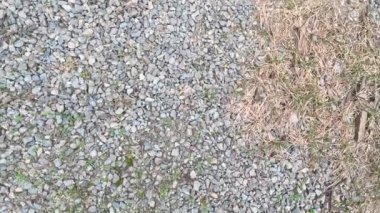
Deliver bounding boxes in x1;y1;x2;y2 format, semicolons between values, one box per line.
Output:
235;0;380;211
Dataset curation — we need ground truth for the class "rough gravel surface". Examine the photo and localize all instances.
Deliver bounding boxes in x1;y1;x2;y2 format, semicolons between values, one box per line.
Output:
1;0;372;212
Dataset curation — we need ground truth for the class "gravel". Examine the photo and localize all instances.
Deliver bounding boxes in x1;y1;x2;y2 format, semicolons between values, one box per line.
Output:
0;0;353;212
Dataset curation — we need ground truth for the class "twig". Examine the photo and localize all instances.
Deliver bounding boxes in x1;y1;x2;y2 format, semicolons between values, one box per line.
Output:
317;178;347;199
324;178;347;195
317;177;347;212
354;78;368;142
356;110;368;142
375;83;379;109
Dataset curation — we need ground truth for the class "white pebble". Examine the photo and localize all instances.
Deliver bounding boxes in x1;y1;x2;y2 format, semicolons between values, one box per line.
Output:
67;41;76;49
83;29;94;37
88;56;96;65
190;170;197;179
15;187;23;193
56;104;64;113
193;181;201;191
210;192;218;199
171;148;179;157
115;108;124;115
32;86;41;94
90;150;97;157
145;97;155;102
61;4;72;12
249;169;256;177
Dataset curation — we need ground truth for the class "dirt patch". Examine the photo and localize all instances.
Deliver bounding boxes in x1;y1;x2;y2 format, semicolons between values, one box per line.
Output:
235;0;380;211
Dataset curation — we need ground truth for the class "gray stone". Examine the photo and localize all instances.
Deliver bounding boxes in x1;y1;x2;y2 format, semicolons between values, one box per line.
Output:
61;4;72;12
193;181;201;191
14;40;24;48
64;180;75;187
88;206;97;213
53;159;62;168
0;159;6;165
171;148;179;157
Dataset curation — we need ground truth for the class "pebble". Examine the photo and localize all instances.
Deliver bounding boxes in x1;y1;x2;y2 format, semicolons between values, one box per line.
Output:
210;192;218;199
193;181;201;191
249;169;256;177
88;206;97;213
90;150;97;157
53;159;62;168
14;188;23;193
145;97;155;102
0;9;4;20
171;148;179;157
210;158;218;165
61;4;72;12
67;42;76;49
316;189;322;196
64;180;75;187
190;170;197;179
217;143;226;151
115;108;124;115
0;159;6;164
14;40;24;48
56;104;64;113
83;29;94;37
285;161;293;170
31;86;41;94
88;56;96;65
